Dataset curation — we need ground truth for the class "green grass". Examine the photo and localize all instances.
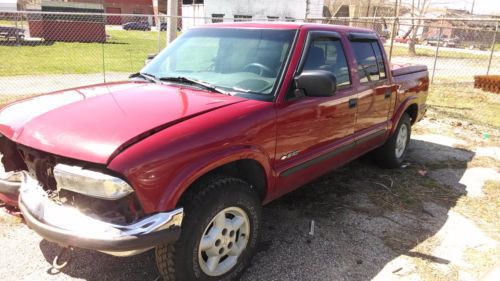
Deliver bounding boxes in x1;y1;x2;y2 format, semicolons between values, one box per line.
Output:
0;20;16;26
386;45;491;59
428;81;500;128
0;30;166;76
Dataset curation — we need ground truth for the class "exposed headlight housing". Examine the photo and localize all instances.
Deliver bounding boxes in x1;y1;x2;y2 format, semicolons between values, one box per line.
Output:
53;164;134;200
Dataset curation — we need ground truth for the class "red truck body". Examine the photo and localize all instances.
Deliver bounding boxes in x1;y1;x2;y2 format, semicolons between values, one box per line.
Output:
0;22;428;278
1;23;427;212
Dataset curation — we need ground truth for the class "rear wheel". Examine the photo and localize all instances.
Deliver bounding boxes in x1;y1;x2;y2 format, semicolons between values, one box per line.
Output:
373;113;411;168
156;175;261;281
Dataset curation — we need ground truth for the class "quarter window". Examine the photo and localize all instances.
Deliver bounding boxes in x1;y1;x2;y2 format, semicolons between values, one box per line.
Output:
351;41;386;83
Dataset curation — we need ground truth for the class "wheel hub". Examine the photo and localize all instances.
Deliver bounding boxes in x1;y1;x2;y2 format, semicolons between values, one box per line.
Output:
395;123;408;158
198;207;250;277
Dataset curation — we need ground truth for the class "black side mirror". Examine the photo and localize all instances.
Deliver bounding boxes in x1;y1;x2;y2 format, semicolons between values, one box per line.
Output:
294;70;336;97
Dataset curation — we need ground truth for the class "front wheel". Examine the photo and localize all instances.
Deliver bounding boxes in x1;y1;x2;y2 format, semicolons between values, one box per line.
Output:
373;113;411;168
156;175;261;281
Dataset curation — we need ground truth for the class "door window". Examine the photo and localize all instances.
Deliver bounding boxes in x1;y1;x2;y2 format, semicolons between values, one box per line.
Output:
351;41;386;83
302;37;351;87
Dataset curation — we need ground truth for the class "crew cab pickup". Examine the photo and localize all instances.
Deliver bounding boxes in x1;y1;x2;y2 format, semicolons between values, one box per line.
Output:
0;22;428;280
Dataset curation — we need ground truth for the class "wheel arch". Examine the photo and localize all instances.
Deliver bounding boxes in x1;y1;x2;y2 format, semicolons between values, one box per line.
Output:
158;147;272;211
405;103;419;125
390;97;419;135
180;159;268;205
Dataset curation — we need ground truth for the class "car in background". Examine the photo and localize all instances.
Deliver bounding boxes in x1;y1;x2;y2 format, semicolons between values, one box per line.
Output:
394;35;421;45
159;22;182;32
423;35;460;47
0;26;25;41
395;36;412;44
122;22;151;31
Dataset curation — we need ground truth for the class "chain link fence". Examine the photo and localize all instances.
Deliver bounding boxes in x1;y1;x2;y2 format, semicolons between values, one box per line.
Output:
0;11;499;103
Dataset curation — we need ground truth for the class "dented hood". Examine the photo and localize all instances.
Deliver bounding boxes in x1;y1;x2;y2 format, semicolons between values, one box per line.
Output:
0;81;245;164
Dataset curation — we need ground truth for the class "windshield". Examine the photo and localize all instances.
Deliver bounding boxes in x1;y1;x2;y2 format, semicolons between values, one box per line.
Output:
141;28;296;99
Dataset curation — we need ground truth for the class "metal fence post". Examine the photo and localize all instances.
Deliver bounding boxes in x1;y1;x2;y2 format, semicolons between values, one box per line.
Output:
431;20;443;84
167;0;178;44
486;21;498;75
101;13;106;83
388;18;398;63
14;12;21;46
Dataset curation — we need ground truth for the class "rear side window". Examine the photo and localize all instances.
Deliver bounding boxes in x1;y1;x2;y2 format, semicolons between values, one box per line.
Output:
351;41;386;83
302;37;351;87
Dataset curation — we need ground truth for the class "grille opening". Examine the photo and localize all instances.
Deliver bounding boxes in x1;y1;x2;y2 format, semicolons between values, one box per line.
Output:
0;137;27;173
1;138;145;224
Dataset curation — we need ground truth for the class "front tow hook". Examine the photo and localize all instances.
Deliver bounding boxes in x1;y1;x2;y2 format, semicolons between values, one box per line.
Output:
52;246;74;271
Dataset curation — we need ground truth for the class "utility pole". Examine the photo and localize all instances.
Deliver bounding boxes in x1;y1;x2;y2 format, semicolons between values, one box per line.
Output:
167;0;178;44
152;0;160;52
393;0;402;17
471;0;475;14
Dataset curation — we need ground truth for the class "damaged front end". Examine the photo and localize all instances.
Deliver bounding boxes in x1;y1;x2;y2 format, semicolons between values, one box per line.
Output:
0;136;183;257
0;136;26;206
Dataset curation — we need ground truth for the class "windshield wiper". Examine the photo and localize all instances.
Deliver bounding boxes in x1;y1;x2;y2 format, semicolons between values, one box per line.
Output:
129;72;158;83
159;76;230;95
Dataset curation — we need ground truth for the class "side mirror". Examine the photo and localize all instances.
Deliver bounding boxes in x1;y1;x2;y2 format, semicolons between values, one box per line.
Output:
294;70;336;97
144;53;157;66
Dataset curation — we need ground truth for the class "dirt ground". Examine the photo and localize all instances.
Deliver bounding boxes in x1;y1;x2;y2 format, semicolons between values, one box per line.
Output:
1;89;499;281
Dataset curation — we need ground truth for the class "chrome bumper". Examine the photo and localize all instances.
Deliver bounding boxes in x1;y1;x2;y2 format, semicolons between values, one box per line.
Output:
19;174;183;256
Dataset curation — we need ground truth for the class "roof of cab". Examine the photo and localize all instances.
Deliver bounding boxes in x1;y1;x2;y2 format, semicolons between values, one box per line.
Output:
195;21;375;33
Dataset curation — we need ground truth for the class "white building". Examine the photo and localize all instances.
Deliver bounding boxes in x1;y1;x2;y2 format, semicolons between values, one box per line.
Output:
0;0;19;11
181;0;326;29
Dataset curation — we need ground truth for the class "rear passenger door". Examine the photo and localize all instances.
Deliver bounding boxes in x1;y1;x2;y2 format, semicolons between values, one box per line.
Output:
348;34;395;143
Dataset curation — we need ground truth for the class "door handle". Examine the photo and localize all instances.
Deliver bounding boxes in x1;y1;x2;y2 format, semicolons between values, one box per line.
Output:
348;98;358;108
384;89;392;99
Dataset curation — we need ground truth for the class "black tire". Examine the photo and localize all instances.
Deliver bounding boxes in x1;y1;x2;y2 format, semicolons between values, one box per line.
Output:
373;113;411;168
156;175;261;281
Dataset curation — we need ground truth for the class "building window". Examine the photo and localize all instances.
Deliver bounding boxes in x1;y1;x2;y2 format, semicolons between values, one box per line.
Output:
183;0;204;4
234;15;252;22
212;14;224;23
267;16;279;21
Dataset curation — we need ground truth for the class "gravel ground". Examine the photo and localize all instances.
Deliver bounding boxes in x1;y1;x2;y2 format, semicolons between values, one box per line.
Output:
1;110;499;281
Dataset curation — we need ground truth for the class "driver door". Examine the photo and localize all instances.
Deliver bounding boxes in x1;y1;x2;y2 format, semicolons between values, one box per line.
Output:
274;31;358;196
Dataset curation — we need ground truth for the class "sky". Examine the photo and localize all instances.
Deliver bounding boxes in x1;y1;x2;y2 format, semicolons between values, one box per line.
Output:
402;0;500;15
0;0;498;15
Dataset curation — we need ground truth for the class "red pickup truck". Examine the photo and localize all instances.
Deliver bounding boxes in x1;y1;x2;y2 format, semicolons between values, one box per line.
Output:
0;22;428;280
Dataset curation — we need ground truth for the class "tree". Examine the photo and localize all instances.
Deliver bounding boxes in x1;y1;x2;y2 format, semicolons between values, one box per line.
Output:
408;0;432;55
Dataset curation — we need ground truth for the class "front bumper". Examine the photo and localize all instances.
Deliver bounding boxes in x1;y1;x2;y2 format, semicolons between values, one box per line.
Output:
19;173;183;256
